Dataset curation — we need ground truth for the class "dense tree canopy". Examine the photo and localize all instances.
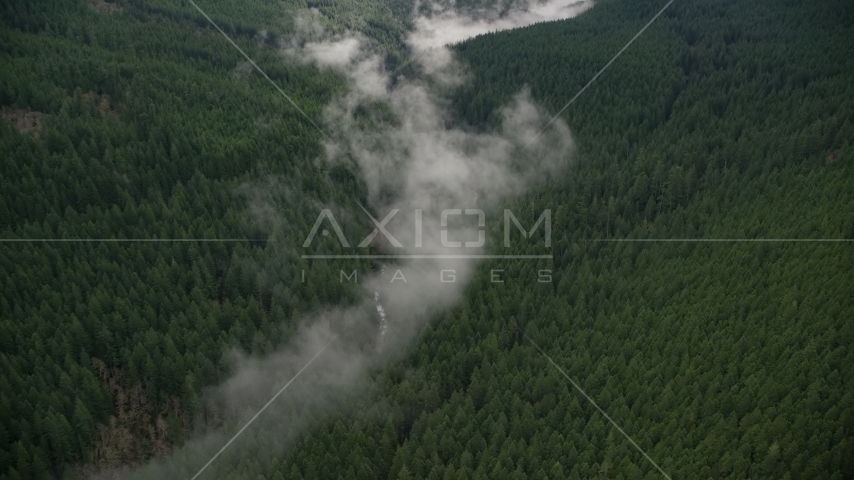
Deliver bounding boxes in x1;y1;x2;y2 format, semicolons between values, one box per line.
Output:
1;0;852;478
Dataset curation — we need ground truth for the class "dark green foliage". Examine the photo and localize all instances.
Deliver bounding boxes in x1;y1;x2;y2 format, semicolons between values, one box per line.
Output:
0;0;373;476
262;0;853;479
1;0;853;478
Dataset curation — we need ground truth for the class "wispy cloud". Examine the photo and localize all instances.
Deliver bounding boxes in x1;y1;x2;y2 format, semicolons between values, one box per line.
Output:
116;3;579;477
409;0;593;50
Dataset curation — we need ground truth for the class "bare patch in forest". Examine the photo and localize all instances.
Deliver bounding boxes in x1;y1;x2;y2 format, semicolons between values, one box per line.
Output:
86;0;123;13
83;91;120;117
75;358;191;479
826;149;839;164
0;107;44;139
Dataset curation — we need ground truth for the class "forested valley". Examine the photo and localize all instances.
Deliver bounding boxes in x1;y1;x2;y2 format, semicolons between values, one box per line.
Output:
1;0;852;478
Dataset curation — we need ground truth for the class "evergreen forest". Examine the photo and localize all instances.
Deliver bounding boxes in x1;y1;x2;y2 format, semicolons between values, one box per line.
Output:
0;0;852;478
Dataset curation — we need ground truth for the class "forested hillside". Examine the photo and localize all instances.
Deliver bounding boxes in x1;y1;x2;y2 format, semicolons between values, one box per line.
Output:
0;0;377;477
269;0;854;478
1;0;853;479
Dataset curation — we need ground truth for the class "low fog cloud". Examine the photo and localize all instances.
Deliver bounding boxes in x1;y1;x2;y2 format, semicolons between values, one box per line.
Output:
410;0;593;49
301;10;575;345
119;3;581;478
